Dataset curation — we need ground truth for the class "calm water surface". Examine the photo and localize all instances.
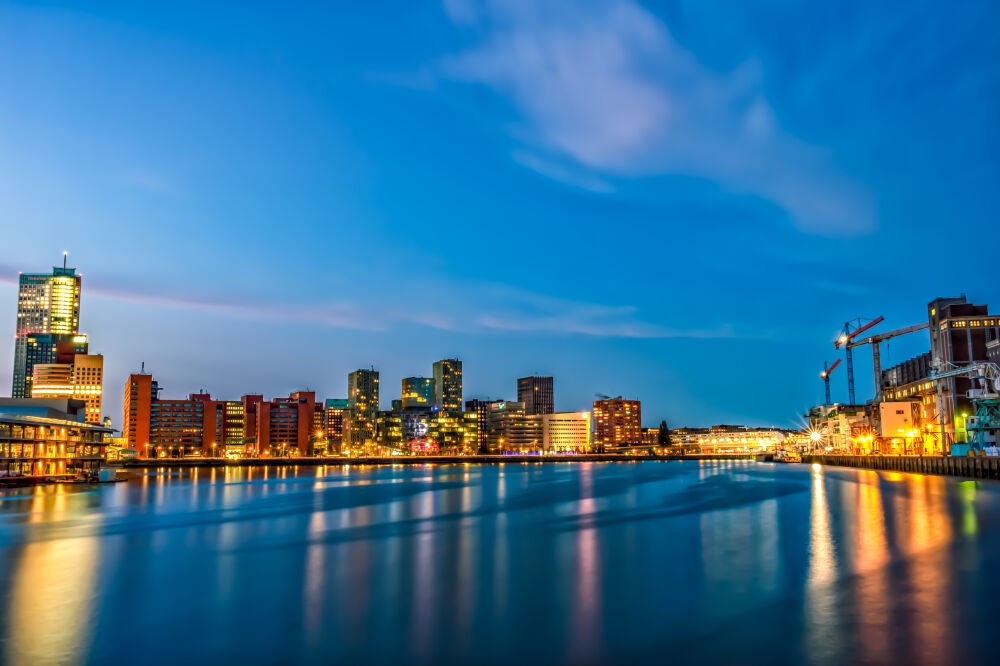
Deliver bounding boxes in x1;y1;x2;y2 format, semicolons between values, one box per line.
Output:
0;461;999;665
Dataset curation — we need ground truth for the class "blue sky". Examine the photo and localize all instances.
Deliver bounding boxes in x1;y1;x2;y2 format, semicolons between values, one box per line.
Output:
1;0;998;427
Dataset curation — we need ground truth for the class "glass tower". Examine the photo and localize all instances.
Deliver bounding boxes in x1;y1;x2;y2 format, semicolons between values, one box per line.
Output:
12;261;82;397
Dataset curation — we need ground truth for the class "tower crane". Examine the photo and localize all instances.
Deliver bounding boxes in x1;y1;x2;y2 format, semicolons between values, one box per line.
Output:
846;321;930;402
834;316;884;404
820;359;841;405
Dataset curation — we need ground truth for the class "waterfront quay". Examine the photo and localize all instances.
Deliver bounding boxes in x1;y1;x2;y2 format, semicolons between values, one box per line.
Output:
121;452;754;467
805;453;1000;480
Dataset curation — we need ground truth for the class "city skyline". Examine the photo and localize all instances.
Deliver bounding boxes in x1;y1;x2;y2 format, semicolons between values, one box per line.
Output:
3;1;999;427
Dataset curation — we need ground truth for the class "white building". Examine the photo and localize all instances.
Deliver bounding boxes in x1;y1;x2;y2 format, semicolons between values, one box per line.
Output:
542;412;591;453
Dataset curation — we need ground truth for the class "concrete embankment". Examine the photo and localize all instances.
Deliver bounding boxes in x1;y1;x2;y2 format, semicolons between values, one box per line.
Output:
122;453;753;468
804;454;1000;480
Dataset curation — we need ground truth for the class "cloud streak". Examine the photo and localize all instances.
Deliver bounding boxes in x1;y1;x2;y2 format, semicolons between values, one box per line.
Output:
437;0;875;236
0;266;736;340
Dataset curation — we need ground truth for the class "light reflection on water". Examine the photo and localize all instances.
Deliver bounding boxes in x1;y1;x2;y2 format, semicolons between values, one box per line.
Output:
1;461;999;664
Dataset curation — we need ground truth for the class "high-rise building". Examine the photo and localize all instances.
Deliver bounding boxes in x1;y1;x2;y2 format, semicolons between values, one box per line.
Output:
517;376;554;415
593;397;642;450
432;359;463;410
348;369;379;450
222;400;246;449
324;399;349;453
32;353;104;424
12;259;82;397
402;377;434;409
465;398;497;453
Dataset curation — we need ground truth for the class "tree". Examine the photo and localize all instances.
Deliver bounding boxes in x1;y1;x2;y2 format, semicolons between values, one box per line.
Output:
657;420;672;447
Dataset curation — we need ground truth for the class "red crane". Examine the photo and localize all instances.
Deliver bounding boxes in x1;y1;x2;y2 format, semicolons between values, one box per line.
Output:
833;316;884;404
847;322;930;402
820;359;842;404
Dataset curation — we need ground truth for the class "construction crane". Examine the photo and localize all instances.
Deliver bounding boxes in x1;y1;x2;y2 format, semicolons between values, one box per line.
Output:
847;321;930;402
834;316;884;404
820;359;842;405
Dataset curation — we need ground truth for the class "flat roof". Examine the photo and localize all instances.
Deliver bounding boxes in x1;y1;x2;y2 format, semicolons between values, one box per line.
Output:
0;412;114;433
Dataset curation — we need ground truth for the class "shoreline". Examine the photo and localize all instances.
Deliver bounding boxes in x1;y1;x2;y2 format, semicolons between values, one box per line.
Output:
120;453;753;467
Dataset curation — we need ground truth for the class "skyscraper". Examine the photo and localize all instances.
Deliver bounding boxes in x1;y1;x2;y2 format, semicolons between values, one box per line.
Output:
432;358;463;410
12;258;82;397
517;376;554;415
348;369;380;449
402;377;434;409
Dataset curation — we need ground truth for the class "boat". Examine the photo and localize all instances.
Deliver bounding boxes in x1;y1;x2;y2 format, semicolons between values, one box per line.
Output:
774;450;801;464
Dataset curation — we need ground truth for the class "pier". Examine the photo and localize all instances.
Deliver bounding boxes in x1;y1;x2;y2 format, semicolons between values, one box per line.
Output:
804;454;1000;480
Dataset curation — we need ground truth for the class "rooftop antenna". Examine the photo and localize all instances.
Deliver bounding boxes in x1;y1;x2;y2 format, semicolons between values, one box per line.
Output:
63;251;67;269
141;361;145;374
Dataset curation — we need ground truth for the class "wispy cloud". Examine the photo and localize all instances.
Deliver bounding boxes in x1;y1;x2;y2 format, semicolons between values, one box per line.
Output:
435;0;875;236
0;265;736;340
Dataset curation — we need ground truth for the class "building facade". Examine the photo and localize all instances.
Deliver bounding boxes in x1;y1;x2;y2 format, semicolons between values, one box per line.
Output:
0;398;110;478
542;412;591;452
254;391;317;456
592;398;641;450
432;359;463;410
401;377;434;409
348;369;379;450
517;376;554;415
31;353;103;424
324;398;349;453
12;262;82;397
881;296;1000;451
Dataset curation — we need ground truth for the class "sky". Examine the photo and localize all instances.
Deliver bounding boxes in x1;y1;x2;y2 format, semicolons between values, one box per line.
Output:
1;0;999;428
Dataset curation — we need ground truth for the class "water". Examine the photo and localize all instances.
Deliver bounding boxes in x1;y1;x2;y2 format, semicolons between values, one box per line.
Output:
0;461;998;665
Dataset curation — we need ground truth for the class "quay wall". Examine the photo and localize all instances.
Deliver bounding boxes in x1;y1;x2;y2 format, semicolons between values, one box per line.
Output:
804;454;1000;480
122;453;754;468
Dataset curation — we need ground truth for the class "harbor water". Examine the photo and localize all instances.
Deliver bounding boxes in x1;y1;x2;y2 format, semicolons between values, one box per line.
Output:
0;461;998;664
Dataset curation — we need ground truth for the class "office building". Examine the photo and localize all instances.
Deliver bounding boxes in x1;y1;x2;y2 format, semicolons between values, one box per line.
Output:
465;398;497;453
123;375;223;458
222;400;246;450
12;259;82;397
348;369;379;450
377;407;478;455
482;400;545;453
402;377;434;409
0;398;110;477
123;374;319;457
253;391;317;456
19;332;89;401
517;376;554;415
31;353;103;424
325;399;349;453
542;412;591;453
432;359;463;410
593;397;642;450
